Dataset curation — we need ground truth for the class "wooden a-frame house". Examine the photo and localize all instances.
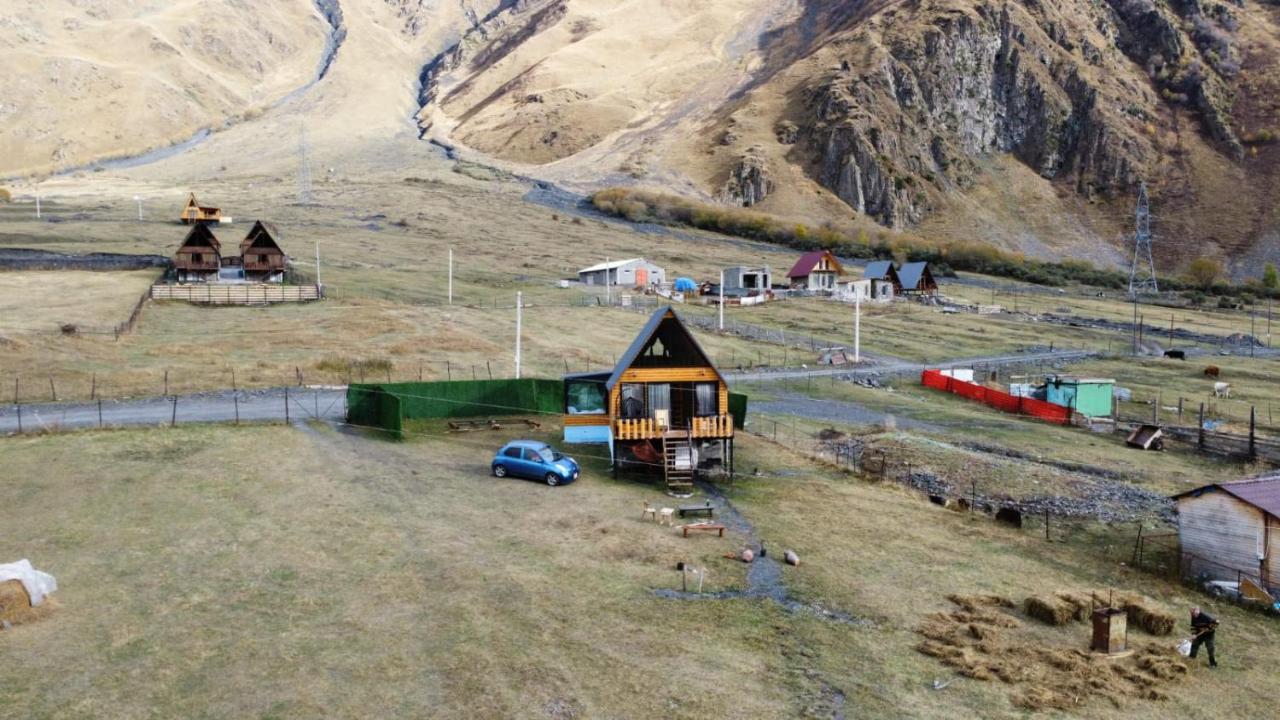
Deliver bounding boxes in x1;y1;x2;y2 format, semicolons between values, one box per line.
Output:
563;307;734;493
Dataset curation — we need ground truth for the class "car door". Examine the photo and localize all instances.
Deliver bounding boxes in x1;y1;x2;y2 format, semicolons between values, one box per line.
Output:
500;446;524;477
520;448;546;480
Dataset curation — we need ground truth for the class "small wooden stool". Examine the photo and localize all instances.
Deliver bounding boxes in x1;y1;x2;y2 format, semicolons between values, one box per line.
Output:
641;501;658;522
659;508;675;526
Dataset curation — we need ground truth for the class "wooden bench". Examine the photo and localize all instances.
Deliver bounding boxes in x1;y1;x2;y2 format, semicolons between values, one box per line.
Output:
678;504;715;519
681;523;725;538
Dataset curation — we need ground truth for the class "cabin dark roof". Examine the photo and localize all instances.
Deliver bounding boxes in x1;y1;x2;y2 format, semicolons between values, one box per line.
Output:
864;260;894;280
177;223;221;252
898;261;932;290
786;250;843;279
1173;475;1280;517
241;221;283;253
563;371;610;382
605;307;724;390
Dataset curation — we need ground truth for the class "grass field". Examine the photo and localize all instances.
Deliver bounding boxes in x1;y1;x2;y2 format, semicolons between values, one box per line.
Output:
0;270;157;334
3;423;1278;719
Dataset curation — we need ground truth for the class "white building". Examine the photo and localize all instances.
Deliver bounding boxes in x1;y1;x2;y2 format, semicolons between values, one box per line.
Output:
834;278;894;304
578;258;666;288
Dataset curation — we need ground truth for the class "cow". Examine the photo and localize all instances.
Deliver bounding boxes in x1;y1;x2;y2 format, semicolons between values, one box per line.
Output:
1203;365;1220;378
1164;349;1186;360
1214;382;1231;398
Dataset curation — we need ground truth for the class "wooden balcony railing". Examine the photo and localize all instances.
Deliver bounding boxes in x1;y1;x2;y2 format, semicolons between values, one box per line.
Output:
614;415;733;440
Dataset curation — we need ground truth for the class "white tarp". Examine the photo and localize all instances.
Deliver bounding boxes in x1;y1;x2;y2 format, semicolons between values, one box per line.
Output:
0;559;57;606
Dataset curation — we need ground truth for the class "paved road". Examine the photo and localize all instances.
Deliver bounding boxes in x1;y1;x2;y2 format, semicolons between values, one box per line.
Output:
725;348;1098;383
0;388;347;434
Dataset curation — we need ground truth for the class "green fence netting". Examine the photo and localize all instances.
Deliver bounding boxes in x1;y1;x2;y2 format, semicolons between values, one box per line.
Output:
728;391;749;430
347;379;565;438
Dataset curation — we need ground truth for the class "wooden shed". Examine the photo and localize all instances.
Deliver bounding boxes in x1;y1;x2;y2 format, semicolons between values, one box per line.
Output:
180;193;222;225
1172;475;1280;591
173;224;222;283
563;307;734;493
239;221;288;283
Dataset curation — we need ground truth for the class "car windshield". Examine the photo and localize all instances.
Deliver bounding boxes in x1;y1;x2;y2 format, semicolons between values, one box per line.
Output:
537;448;557;463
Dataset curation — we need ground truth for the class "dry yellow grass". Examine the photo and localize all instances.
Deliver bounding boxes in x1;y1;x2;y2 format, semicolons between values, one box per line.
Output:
2;424;1278;718
0;270;157;334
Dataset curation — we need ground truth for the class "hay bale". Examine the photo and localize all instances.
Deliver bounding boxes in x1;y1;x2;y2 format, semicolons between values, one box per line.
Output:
1024;595;1074;625
0;579;56;627
946;593;1015;612
1123;598;1176;636
1054;591;1093;622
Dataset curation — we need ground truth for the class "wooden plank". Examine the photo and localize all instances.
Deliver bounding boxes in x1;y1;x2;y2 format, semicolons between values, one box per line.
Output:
619;367;720;383
563;415;610;426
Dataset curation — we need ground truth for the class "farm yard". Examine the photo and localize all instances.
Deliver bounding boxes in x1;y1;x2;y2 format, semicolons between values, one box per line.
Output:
3;424;1280;719
3;167;1280;719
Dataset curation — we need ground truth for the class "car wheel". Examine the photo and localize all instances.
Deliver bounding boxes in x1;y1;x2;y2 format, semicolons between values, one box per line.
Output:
545;473;560;486
494;465;507;478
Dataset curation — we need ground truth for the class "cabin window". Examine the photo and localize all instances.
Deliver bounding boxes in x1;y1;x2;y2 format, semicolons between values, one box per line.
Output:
646;384;671;416
620;384;645;418
191;253;202;263
565;380;606;415
695;383;718;416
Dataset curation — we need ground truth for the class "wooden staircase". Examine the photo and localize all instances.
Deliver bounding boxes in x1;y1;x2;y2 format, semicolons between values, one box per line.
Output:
662;432;694;495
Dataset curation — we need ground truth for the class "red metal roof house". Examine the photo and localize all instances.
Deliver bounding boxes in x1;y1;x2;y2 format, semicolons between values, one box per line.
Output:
787;250;844;292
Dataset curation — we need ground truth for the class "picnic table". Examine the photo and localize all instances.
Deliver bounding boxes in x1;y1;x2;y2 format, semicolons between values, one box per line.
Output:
681;522;725;538
677;503;715;519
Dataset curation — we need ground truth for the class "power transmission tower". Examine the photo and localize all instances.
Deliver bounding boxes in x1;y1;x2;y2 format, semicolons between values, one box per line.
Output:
1128;181;1158;295
297;124;314;205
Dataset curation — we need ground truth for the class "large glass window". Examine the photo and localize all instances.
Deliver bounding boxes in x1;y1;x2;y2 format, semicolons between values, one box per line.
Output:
695;383;718;416
647;384;671;415
566;380;606;415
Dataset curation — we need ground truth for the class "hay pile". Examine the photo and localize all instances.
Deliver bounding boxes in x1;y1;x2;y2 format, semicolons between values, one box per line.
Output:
1023;592;1093;625
1089;591;1177;636
916;595;1189;711
0;579;57;627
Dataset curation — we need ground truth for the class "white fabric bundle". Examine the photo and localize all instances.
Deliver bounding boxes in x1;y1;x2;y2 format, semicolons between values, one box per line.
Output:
0;559;58;606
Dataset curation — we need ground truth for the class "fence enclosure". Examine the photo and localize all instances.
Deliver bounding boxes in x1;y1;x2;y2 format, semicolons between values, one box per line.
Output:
150;284;321;304
921;370;1072;424
347;379;565;438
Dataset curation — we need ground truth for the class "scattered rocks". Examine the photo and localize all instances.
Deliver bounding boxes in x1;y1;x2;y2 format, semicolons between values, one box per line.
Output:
774;120;798;145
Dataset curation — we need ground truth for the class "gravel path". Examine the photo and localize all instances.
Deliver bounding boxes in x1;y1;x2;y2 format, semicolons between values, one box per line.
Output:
727;348;1097;383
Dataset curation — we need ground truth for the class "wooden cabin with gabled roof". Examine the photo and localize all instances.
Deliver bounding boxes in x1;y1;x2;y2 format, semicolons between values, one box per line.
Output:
563;306;734;493
239;221;288;283
180;192;222;225
173;224;222;283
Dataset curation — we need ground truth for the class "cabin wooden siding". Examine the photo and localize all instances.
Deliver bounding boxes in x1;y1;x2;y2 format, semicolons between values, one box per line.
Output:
605;368;731;440
1177;490;1270;582
1269;520;1280;587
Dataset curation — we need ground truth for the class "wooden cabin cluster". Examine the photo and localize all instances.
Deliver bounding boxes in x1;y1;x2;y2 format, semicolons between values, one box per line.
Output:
564;307;735;494
172;221;288;284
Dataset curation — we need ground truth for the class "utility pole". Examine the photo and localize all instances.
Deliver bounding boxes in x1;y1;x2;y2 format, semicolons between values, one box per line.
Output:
448;247;454;305
605;257;611;305
1128;181;1159;295
1251;310;1257;359
297;124;314;205
718;270;724;331
515;291;523;379
314;241;322;292
854;290;862;363
1132;293;1140;356
134;195;143;221
35;192;41;219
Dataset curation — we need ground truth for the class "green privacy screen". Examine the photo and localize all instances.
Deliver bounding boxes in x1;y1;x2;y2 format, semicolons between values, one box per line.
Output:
347;379;565;438
728;392;748;430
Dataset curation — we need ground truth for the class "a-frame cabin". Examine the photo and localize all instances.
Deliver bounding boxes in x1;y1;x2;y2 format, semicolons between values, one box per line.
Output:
563;307;734;493
239;221;288;283
173;224;222;283
179;192;222;225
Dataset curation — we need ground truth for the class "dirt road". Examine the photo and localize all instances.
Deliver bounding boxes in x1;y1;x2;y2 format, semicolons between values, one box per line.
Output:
725;348;1098;383
0;388;346;434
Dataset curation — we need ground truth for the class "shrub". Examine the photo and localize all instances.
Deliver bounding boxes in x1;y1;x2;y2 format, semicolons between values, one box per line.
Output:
0;187;10;203
1186;256;1222;290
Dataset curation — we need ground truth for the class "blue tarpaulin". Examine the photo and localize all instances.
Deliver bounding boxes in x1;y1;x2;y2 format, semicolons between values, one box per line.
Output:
674;277;697;292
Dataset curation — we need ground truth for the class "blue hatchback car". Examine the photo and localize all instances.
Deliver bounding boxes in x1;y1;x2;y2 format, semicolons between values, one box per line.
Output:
491;440;580;486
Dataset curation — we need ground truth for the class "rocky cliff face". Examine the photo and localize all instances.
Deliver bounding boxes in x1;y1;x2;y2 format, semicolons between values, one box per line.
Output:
719;146;774;206
793;0;1258;229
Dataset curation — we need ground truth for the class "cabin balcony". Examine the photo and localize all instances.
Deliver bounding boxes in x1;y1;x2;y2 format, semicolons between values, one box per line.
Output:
174;260;220;271
614;414;733;441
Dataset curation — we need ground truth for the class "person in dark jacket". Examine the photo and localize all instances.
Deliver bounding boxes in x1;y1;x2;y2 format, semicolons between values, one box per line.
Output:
1189;607;1219;667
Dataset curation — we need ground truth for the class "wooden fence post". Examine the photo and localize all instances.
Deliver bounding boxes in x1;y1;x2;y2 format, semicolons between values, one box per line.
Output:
1249;406;1257;460
16;404;22;433
234;394;240;425
97;399;103;428
48;376;57;402
284;387;290;424
91;373;97;400
170;396;177;427
163;369;169;396
1198;403;1205;450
